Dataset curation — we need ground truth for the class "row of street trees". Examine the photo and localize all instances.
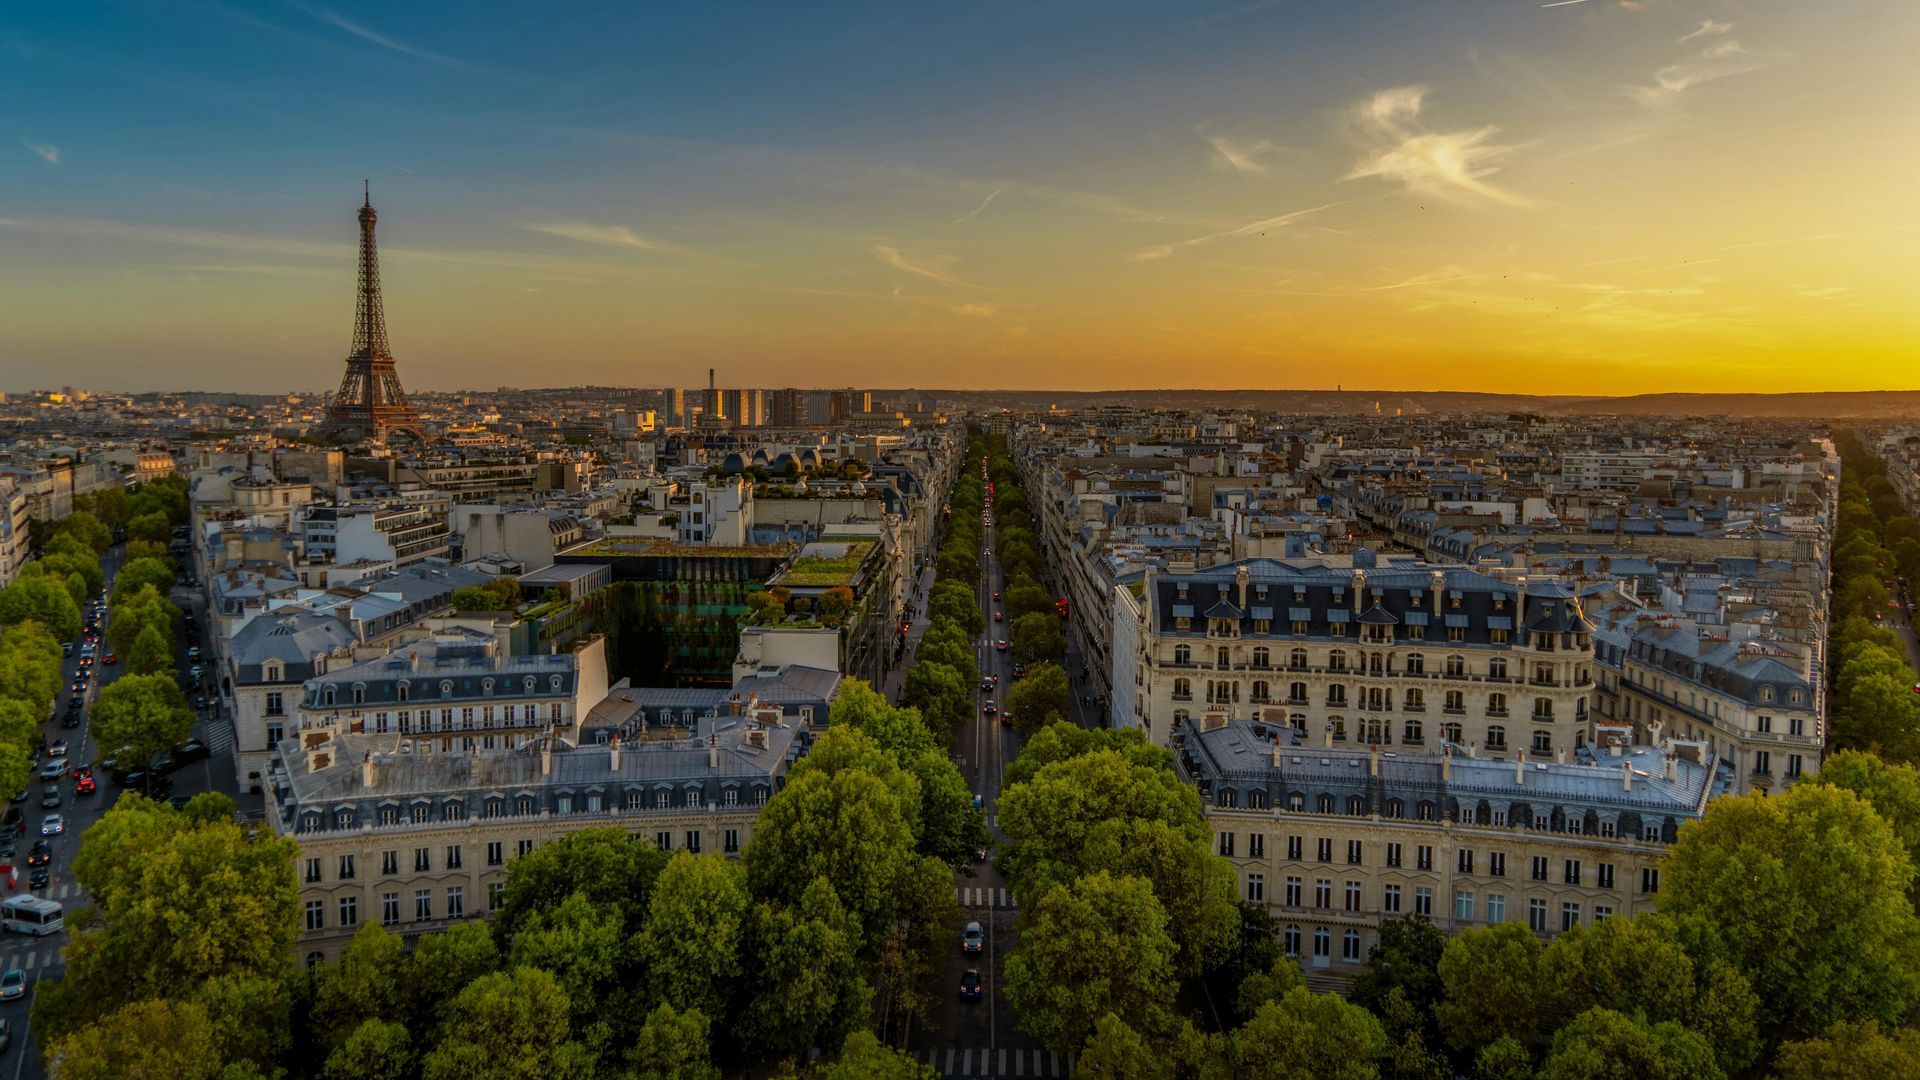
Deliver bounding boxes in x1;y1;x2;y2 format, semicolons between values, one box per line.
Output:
31;677;978;1077
1827;431;1920;761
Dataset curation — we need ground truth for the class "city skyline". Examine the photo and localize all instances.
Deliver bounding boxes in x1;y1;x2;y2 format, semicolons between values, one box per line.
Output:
3;0;1917;394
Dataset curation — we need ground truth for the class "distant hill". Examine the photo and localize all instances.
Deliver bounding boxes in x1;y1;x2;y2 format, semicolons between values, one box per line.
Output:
882;388;1920;419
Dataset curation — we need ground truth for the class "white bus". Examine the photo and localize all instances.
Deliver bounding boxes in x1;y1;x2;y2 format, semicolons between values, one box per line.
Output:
1;896;63;936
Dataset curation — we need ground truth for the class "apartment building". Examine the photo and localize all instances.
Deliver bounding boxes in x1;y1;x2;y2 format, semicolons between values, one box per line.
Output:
271;709;810;963
1179;717;1718;975
0;476;30;587
300;500;453;568
1116;558;1598;755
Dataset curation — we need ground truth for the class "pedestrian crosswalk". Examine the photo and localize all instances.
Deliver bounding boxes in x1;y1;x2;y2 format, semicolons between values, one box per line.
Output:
0;944;65;971
192;717;234;754
956;886;1017;910
911;1048;1074;1077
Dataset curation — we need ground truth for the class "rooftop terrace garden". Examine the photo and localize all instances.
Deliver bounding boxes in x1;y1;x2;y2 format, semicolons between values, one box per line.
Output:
778;541;875;588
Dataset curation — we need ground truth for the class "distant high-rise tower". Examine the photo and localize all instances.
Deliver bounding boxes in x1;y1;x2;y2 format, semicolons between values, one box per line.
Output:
320;185;423;444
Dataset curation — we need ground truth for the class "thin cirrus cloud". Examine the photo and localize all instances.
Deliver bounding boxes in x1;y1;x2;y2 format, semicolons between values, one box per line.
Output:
1129;202;1344;262
1678;20;1732;43
1343;86;1528;207
1202;133;1277;175
22;141;59;164
870;244;982;289
1628;38;1780;106
292;2;479;71
523;221;711;261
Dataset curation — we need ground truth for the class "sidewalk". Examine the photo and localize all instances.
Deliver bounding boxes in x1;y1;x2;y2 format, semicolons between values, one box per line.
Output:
881;564;939;703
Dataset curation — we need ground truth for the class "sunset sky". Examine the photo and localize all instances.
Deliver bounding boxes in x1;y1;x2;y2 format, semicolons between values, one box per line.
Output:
2;0;1916;394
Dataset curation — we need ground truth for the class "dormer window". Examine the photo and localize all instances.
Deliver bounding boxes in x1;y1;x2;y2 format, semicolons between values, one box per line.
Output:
549;675;563;691
440;680;454;698
482;678;494;694
323;687;335;706
524;675;537;693
1759;687;1775;703
352;684;366;705
264;661;283;682
398;682;409;702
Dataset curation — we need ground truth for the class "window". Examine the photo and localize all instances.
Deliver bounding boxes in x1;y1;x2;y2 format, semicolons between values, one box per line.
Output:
1457;849;1474;874
1284;925;1302;957
1249;834;1265;859
267;722;284;746
414;891;433;922
724;828;740;854
1446;655;1466;677
414;848;431;873
487;841;504;867
1313;928;1331;959
1527;898;1548;932
1174;645;1191;665
1454;889;1475;922
1383;884;1402;913
1594;904;1613;922
1563;859;1581;886
1532;729;1553;754
1290;648;1308;670
1342;929;1362;961
1561;902;1581;932
1172;677;1192;700
656;832;672;851
1531;856;1548;882
1386;843;1403;868
1754;750;1771;776
1444;690;1463;713
1344;881;1362;911
1286;876;1302;906
487;882;506;912
265;691;284;716
1415;887;1433;917
1248;874;1265;903
305;858;321;884
1487;894;1506;924
1406;652;1425;675
339;896;358;928
380;850;398;876
1641;867;1660;894
518;839;535;857
1347;840;1363;865
1417;845;1433;871
305;901;324;931
1287;836;1304;861
1316;838;1333;862
381;893;400;926
1219;832;1236;857
447;845;464;870
1490;852;1506;877
1787;754;1803;778
1314;879;1332;909
338;854;356;880
686;831;702;853
447;888;465;920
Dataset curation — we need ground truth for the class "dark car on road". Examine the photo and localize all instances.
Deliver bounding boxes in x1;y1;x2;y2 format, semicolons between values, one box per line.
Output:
959;969;982;1001
26;841;50;867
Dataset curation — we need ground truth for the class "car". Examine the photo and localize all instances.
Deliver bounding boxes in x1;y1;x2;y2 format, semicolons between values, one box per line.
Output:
37;760;65;782
79;643;94;657
59;713;80;729
65;695;82;712
38;788;59;810
996;639;1009;651
60;642;72;657
1012;662;1027;678
28;866;49;890
189;665;204;679
1;808;20;834
187;645;201;659
983;547;992;555
47;741;66;758
39;814;63;837
103;653;117;665
993;610;1003;622
73;775;95;796
0;970;22;1002
962;921;984;954
960;969;982;1000
980;678;995;693
991;592;1001;601
982;701;997;715
72;764;92;781
77;656;92;669
172;739;211;765
1001;710;1015;726
26;841;50;867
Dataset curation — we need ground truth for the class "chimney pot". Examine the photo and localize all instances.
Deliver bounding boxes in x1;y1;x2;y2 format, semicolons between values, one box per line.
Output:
1514;749;1525;785
1622;761;1632;791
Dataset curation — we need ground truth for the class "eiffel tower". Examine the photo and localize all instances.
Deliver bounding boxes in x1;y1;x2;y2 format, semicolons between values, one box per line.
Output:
319;184;424;444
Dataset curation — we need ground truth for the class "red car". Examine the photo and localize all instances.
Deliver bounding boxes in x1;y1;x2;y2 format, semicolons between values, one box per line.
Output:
994;611;1003;622
74;774;95;796
102;653;117;665
995;639;1009;651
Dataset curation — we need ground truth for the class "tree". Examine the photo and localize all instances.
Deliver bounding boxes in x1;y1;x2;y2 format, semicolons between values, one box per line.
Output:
405;921;499;1027
626;1002;721;1080
494;827;668;946
1009;611;1066;664
745;590;786;625
1234;951;1304;1018
739;879;873;1063
1660;783;1920;1043
123;538;171;565
900;660;970;741
43;998;226;1080
505;891;627;1043
1005;871;1179;1053
813;1030;937;1080
1004;724;1174;788
57;509;113;554
1772;1020;1920;1080
1804;749;1920;872
1006;582;1056;622
126;510;172;543
90;673;194;777
36;795;299;1041
452;586;509;612
40;549;104;602
1006;661;1069;728
1433;923;1547;1057
818;585;855;624
0;573;80;641
635;853;751;1021
1535;1007;1722;1080
128;622;172;675
996;748;1209;906
112;556;176;605
1078;1014;1172;1079
192;972;291;1076
1349;915;1447;1041
107;585;177;657
325;1019;415;1080
420;967;596;1080
310;924;409;1051
1231;988;1389;1080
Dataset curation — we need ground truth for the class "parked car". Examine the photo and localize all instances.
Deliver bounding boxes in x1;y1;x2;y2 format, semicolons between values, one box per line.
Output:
60;642;72;657
1;808;21;835
962;921;984;955
103;653;117;665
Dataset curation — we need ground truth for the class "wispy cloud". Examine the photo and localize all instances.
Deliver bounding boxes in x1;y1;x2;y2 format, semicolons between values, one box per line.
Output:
951;303;999;319
1344;86;1528;207
1128;203;1343;262
22;141;59;164
1202;133;1276;175
1628;39;1780;106
1678;20;1732;43
954;188;1001;224
871;244;982;289
1539;0;1594;8
293;3;478;71
523;221;710;261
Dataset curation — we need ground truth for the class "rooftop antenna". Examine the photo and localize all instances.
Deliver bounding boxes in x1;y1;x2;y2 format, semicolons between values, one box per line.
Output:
363;179;370;208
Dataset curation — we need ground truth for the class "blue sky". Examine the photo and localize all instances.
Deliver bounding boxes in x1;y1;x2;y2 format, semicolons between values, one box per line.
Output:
2;1;1915;393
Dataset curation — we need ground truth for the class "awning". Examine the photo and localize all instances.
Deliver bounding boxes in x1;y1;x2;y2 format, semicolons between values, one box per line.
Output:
1327;609;1350;623
1289;607;1312;621
1250;606;1275;621
1487;616;1513;630
1403;611;1429;626
1172;604;1195;618
1444;614;1469;628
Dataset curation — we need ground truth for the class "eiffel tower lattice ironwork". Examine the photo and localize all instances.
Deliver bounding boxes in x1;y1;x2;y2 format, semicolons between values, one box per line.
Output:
320;183;424;444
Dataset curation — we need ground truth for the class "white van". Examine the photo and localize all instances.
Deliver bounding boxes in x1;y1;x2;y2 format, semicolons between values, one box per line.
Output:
0;896;62;936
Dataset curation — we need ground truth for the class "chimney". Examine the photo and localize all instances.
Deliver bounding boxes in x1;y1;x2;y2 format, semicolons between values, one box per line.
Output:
1609;738;1623;757
362;751;375;789
1322;724;1333;749
540;738;552;777
1664;753;1677;782
1272;742;1284;768
1368;743;1380;776
609;734;621;771
1622;761;1632;792
1514;748;1525;785
1236;564;1250;610
1556;748;1566;765
1441;743;1452;781
708;731;720;769
1351;568;1366;614
1516;576;1529;629
1431;571;1444;616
